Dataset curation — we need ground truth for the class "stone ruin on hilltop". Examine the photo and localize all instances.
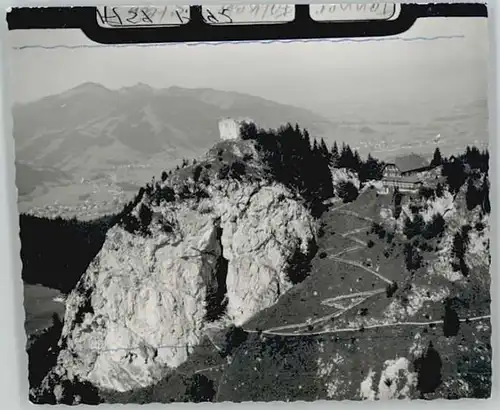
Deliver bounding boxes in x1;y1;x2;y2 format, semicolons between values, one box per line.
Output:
218;117;254;141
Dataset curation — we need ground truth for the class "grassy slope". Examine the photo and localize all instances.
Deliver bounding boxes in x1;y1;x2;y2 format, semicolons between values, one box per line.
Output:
220;187;491;401
102;184;490;402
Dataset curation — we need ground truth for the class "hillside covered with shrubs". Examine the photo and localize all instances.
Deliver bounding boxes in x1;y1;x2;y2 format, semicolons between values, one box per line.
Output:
370;145;490;326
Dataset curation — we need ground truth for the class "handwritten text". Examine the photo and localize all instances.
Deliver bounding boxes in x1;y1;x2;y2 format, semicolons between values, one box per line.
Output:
96;6;190;27
310;3;396;21
201;4;295;24
96;4;397;28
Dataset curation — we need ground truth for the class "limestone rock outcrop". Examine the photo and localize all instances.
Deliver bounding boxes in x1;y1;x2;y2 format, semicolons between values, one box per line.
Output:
39;142;318;395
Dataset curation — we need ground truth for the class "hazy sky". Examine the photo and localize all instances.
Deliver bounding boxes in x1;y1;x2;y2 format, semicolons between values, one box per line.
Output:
8;16;488;120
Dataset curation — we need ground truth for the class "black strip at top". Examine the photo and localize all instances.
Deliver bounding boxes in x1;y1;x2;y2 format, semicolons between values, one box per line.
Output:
6;3;488;44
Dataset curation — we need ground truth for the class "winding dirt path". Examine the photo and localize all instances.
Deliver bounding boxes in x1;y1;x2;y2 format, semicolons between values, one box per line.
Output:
244;196;490;343
321;288;386;307
339;236;368;247
331;256;393;284
336;210;375;223
244;196;491;340
244;203;388;336
332;245;364;257
194;364;225;374
328;201;352;213
341;226;371;237
250;288;385;336
261;315;491;337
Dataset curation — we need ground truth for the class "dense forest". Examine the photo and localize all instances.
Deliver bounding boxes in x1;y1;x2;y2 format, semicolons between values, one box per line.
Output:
240;122;333;214
20;213;117;294
440;145;490;212
20;174;152;292
240;122;385;215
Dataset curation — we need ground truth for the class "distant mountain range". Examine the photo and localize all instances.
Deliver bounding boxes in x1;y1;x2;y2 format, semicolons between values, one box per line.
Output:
13;83;488;218
13;83;335;177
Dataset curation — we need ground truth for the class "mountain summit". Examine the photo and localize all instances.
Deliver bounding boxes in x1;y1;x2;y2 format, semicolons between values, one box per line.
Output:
33;134;321;400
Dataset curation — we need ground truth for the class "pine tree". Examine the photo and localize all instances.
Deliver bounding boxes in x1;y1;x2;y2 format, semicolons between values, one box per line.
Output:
393;188;403;219
442;158;467;194
452;232;464;262
193;165;203;183
339;144;355;169
414;342;443;395
338;181;358;203
431;147;443;167
245;122;334;215
331;141;339;167
320;138;329;160
303;128;311;149
138;204;152;230
185;374;216;402
353;150;362;173
443;299;460;337
451;228;470;277
466;178;480;210
359;154;382;182
481;149;490;173
240;122;258;140
482;178;491;214
423;213;445;239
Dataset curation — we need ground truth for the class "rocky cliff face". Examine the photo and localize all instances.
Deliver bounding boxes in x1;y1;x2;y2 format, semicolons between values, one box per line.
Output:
376;179;490;323
39;140;318;396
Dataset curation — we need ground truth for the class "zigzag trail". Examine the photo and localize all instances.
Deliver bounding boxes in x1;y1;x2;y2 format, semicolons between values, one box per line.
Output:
331;257;393;284
244;192;490;339
258;315;491;338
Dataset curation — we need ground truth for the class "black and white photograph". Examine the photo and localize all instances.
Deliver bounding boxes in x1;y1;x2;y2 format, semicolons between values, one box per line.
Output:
7;4;491;404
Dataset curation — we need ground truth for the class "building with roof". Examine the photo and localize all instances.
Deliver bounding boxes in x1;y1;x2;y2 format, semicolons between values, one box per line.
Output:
381;163;424;192
382;175;423;192
382;163;400;178
393;154;432;176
